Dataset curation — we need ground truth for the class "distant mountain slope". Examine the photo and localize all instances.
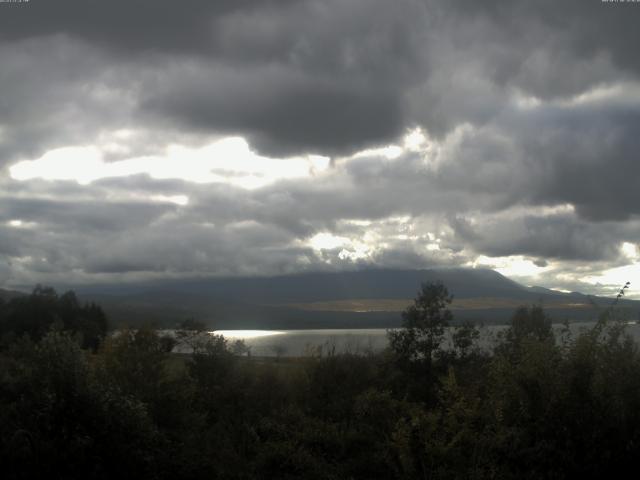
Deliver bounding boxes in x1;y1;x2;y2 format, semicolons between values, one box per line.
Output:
79;268;531;302
0;288;25;301
69;268;640;329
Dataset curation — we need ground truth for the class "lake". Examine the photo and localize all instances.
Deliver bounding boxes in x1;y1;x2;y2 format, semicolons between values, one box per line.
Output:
211;322;640;357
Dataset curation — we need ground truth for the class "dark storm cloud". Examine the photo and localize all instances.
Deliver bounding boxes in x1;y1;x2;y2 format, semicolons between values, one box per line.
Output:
1;0;429;156
1;0;639;158
1;0;640;288
142;64;404;156
0;226;24;257
137;0;640;155
450;213;627;262
419;91;640;223
405;0;640;137
444;0;640;82
0;37;118;166
512;105;640;221
0;195;176;232
0;0;265;55
82;219;312;276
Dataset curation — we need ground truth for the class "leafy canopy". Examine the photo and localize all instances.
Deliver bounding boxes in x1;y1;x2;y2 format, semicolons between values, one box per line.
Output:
388;282;453;363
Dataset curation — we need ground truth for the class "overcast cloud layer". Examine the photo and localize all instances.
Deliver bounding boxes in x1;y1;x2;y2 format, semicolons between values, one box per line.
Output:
1;0;640;296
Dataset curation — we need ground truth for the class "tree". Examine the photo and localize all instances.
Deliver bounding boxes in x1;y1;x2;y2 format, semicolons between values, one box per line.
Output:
231;339;251;357
386;282;455;403
451;321;481;359
0;330;160;479
388;282;453;365
175;317;209;354
0;286;108;350
508;304;552;344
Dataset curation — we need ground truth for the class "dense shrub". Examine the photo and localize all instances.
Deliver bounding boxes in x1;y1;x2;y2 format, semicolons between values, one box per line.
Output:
1;283;640;479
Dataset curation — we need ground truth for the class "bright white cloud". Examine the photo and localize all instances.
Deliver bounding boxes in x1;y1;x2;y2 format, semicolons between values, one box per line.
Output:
403;127;428;151
3;122;639;300
9;136;331;190
307;232;372;263
10;146;104;184
621;242;639;261
349;144;403;160
309;233;351;251
582;263;640;298
472;255;551;281
149;195;190;206
580;243;640;297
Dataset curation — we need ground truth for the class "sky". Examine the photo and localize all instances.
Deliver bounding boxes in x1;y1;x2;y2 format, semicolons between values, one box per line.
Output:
1;0;640;297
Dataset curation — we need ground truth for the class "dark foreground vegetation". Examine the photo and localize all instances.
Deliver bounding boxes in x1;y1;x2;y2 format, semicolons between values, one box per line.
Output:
1;283;640;479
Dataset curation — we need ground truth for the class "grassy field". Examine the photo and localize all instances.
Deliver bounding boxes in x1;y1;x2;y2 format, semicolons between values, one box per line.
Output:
279;297;593;313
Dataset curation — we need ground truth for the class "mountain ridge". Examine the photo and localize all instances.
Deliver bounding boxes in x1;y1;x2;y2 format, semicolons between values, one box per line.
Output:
61;268;638;329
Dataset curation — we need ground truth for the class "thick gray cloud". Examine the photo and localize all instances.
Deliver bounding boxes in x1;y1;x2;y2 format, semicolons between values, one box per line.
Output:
0;0;429;157
0;0;639;294
0;0;258;54
141;62;405;156
1;0;639;158
449;213;633;262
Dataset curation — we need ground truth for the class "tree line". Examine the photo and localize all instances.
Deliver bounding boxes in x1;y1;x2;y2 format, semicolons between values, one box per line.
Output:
1;283;640;479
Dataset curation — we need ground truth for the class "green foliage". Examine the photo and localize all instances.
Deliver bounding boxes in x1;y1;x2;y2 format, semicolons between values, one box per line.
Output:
387;282;458;403
388;282;453;364
509;304;553;343
0;330;160;479
2;282;640;479
0;286;108;350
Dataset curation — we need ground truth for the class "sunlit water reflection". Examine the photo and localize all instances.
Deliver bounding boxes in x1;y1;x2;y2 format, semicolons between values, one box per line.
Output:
212;330;285;339
202;322;640;357
151;322;640;357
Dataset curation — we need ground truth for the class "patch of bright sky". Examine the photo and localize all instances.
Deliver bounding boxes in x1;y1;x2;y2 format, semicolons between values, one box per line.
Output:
6;219;38;229
344;219;373;227
387;215;413;224
8;129;635;297
506;203;575;217
9;129;430;192
149;195;189;206
582;264;640;298
308;232;371;262
345;128;429;162
516;82;640;113
512;82;640;111
561;82;640;108
621;242;639;261
472;255;551;279
350;144;403;160
9;137;331;190
581;243;640;297
338;245;370;261
404;128;427;151
308;233;349;250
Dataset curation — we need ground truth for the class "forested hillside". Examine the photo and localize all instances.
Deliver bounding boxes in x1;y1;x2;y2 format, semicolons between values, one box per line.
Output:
2;283;640;479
